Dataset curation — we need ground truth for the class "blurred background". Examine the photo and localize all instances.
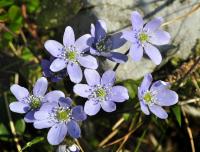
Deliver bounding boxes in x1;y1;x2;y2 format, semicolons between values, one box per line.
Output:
0;0;200;151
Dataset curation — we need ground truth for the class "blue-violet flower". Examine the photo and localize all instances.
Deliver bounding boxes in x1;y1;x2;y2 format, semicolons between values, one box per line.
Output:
73;69;129;115
89;20;128;63
44;26;98;83
9;77;64;122
138;73;178;119
34;94;87;145
122;11;170;65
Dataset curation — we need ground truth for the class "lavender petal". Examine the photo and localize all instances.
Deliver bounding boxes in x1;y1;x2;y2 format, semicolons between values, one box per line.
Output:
84;69;100;86
44;40;63;57
47;123;68;145
10;84;29;101
67;63;82;83
63;26;75;47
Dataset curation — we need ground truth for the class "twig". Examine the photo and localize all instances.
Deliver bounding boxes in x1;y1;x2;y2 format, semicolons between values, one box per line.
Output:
74;139;84;152
103;121;143;148
112;117;125;130
162;3;200;27
116;117;142;152
179;98;200;105
181;107;195;152
9;42;18;56
4;92;22;152
177;57;200;87
113;49;129;72
98;129;119;147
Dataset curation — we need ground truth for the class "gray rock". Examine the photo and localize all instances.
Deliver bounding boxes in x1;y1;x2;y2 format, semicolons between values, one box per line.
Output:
67;0;200;80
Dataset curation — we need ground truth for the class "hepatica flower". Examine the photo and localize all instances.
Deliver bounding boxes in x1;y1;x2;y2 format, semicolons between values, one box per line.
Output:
44;26;98;83
41;58;65;82
138;73;178;119
74;69;129;115
9;77;63;122
34;95;87;145
123;11;170;65
89;20;128;63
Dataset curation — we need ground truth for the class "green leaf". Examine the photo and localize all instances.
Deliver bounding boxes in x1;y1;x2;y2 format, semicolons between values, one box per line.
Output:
26;0;40;13
0;0;14;8
172;105;182;126
0;13;8;21
0;123;9;135
123;113;130;121
15;119;26;135
3;32;13;40
21;47;35;61
0;123;10;141
21;137;44;152
123;79;138;99
8;5;22;22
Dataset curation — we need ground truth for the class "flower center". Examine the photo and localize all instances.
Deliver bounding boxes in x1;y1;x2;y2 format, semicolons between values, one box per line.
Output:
56;109;71;121
143;91;153;104
30;96;41;109
139;33;149;43
96;88;107;98
67;51;77;61
96;39;107;52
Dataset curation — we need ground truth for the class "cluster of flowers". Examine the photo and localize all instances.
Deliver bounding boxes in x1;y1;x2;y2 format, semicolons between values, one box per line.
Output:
9;11;178;148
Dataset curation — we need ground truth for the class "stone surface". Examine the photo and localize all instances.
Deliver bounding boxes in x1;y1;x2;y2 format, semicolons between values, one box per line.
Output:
37;0;200;80
67;0;200;80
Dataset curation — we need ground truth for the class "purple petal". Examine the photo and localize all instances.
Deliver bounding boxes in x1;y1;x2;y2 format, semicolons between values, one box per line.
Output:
110;32;126;50
50;58;67;72
156;89;178;106
91;23;95;37
75;34;91;52
150;30;170;45
9;102;30;113
140;101;150;115
39;102;58;112
67;120;81;138
110;86;129;102
144;17;163;32
108;52;128;63
122;30;136;43
72;106;87;121
67;63;82;83
34;119;55;129
63;26;75;47
150;80;170;92
144;44;162;65
84;69;100;86
140;73;152;92
101;70;115;86
73;84;91;98
129;43;143;61
58;97;72;108
41;59;51;77
43;90;65;103
95;20;107;40
100;101;116;112
47;123;68;145
78;55;98;69
34;111;50;120
33;77;48;97
10;84;29;101
149;104;168;119
84;100;101;116
44;40;63;57
90;47;100;56
24;110;35;123
131;11;144;31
